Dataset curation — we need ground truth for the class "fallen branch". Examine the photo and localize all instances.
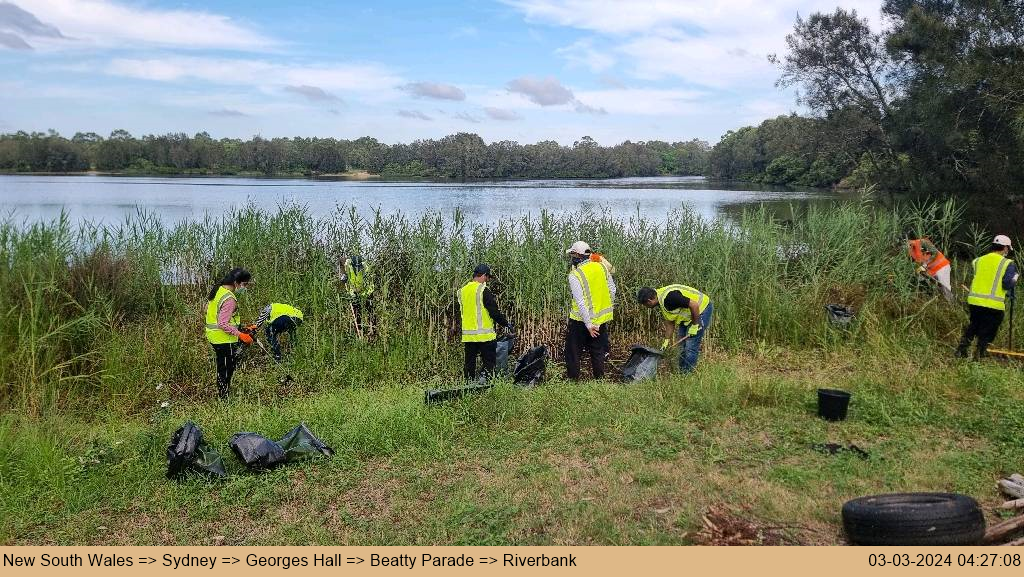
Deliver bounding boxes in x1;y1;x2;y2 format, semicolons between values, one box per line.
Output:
1001;536;1024;547
998;480;1024;499
1001;499;1024;510
983;515;1024;544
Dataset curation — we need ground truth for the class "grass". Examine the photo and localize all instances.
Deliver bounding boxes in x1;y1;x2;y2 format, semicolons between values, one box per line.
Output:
2;348;1022;545
1;197;1021;545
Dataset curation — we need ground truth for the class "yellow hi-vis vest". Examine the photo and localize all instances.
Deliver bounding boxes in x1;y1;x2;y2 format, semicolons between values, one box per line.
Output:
568;260;614;326
269;303;304;322
205;286;239;344
967;252;1013;311
459;281;495;343
656;285;710;326
345;259;375;298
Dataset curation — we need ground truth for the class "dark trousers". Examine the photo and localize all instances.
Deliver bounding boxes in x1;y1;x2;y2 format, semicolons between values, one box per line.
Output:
464;340;497;381
565;319;610;380
352;298;373;330
958;305;1005;357
266;316;300;361
212;342;239;398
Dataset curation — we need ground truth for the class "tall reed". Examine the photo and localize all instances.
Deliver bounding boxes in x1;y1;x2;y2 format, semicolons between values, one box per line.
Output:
0;199;989;417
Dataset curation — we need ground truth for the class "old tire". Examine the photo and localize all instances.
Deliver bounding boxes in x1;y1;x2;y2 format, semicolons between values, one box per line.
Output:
842;493;985;546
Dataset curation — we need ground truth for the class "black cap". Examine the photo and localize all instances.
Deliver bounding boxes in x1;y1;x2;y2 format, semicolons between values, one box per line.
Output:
473;264;493;278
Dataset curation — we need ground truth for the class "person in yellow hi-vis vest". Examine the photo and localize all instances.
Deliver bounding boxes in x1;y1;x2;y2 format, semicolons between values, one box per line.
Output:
204;268;253;398
957;235;1019;358
452;264;510;381
252;302;304;362
565;241;615;380
341;255;375;332
637;284;713;372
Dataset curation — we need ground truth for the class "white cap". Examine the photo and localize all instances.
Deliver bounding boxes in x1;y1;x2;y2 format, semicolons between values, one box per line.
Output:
994;235;1012;248
566;240;592;255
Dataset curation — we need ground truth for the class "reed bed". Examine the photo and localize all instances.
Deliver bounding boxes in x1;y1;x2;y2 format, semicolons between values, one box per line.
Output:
0;198;984;417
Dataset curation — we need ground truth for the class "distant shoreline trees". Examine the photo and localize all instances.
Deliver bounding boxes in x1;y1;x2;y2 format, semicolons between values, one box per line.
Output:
0;130;712;180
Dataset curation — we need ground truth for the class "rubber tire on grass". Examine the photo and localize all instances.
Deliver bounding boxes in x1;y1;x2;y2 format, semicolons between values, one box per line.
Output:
842;493;985;546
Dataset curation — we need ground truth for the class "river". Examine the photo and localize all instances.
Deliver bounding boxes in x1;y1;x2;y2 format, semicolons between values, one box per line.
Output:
0;174;843;226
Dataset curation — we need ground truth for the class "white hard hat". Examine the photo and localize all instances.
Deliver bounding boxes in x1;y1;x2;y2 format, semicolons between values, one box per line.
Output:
994;235;1012;248
566;240;592;255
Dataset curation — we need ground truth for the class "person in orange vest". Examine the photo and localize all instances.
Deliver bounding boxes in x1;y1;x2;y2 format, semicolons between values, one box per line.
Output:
907;234;953;303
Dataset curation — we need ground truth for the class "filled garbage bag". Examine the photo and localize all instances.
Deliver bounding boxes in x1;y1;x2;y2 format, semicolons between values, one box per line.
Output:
424;383;493;404
826;304;855;328
621;345;664;382
495;335;515;376
277;422;335;460
513;345;547;386
166;422;226;479
229;432;287;471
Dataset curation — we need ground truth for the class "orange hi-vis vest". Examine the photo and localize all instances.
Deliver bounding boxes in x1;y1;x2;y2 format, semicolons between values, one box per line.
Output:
908;239;950;276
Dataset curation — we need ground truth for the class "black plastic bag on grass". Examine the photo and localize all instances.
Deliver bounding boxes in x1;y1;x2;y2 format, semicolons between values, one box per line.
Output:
621;345;663;382
513;345;547;386
495;335;515;376
166;422;226;479
277;422;335;460
826;304;855;328
229;433;287;471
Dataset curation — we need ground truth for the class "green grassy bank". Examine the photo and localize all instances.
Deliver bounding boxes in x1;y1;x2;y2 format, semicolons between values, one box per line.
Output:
1;197;1021;544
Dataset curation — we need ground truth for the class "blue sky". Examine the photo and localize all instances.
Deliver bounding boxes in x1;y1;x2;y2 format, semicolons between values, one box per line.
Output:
0;0;883;145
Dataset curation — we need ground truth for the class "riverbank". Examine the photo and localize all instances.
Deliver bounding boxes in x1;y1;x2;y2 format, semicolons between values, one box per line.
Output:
0;169;379;179
2;349;1021;545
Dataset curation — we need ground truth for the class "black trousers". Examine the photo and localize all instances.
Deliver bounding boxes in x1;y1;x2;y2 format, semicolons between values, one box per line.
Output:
266;316;300;361
959;305;1005;356
565;319;610;380
464;340;497;381
212;342;239;397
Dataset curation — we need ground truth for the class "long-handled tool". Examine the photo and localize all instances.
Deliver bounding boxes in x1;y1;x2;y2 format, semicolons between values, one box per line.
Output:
348;299;364;340
989;294;1021;359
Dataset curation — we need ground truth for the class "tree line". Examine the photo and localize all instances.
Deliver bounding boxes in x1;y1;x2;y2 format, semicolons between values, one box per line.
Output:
710;0;1024;212
0;130;711;179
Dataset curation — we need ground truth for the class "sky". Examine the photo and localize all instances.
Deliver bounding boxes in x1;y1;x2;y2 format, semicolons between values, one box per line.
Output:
0;0;884;146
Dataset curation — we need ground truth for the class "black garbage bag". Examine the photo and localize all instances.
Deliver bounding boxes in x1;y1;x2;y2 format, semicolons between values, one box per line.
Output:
621;345;664;382
166;422;226;479
513;345;547;386
424;383;494;404
495;335;515;376
229;433;287;471
826;304;855;328
277;422;335;460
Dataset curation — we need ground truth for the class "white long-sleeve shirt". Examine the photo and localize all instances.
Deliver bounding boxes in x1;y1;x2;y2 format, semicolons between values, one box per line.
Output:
568;262;616;328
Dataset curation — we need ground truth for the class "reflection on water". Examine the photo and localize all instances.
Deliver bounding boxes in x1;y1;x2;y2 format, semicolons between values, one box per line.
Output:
0;174;849;226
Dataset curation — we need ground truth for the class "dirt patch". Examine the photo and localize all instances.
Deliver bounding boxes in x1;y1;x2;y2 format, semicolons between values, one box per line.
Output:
686;505;804;545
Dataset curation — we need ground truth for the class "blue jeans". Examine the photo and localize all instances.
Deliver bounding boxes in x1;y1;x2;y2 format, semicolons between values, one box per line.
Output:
678;303;713;373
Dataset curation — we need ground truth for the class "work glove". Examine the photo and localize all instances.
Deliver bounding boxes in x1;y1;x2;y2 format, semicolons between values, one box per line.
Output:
239;332;253;345
244;324;258;332
506;322;516;336
660;338;670;350
687;323;701;337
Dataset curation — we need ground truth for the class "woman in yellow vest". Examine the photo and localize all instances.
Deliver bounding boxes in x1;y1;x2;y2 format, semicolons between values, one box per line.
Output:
957;235;1018;358
453;264;510;381
204;268;253;398
565;241;615;380
253;303;304;362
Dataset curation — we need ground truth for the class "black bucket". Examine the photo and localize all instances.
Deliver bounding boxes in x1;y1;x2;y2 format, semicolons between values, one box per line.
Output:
817;388;851;421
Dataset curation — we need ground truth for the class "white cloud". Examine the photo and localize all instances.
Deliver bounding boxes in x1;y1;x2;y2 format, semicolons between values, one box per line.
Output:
14;0;271;50
105;56;401;95
555;38;615;72
506;0;884;89
572;88;705;116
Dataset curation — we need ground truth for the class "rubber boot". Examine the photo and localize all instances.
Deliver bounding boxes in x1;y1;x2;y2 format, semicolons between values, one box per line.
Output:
954;337;971;359
977;342;990;359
